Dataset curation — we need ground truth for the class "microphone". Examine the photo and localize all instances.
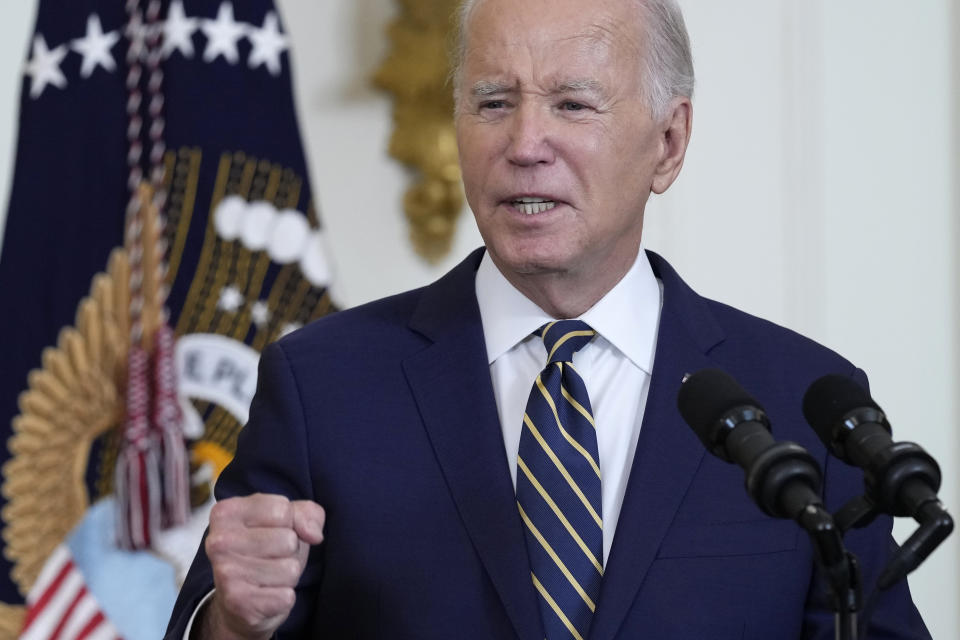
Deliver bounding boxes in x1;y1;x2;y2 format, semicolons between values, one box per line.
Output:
678;369;825;521
802;375;945;520
802;374;954;588
679;369;863;618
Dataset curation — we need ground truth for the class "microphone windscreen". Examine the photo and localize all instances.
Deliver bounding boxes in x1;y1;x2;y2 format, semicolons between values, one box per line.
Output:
677;369;761;444
802;374;881;442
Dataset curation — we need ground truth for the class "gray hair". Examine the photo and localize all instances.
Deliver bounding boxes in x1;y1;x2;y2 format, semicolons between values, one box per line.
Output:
452;0;695;120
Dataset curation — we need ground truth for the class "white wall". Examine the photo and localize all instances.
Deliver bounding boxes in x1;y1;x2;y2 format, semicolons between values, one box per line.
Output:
0;1;956;637
645;3;959;636
817;6;958;634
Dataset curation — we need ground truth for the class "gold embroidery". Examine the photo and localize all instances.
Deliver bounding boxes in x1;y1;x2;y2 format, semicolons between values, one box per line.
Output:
165;148;202;288
0;602;25;640
4;248;138;595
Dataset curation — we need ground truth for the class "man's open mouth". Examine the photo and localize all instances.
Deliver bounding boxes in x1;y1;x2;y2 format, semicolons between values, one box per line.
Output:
511;197;557;215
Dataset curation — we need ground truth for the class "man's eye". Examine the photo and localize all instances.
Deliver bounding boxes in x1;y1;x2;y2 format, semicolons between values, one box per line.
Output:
480;100;506;110
560;101;587;111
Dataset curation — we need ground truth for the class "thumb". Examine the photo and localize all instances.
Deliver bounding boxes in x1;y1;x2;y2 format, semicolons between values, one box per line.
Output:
292;500;325;545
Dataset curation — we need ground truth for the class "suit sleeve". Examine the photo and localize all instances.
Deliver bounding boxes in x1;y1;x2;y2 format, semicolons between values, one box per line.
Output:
164;341;324;639
801;367;930;639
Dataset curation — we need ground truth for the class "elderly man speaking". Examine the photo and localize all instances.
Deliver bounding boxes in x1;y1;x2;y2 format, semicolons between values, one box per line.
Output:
166;0;929;638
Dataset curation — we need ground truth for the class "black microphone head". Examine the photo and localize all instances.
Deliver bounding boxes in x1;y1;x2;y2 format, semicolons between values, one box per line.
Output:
802;374;886;460
678;369;766;459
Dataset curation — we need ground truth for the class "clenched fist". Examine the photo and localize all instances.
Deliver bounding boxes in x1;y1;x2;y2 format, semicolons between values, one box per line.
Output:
198;493;325;640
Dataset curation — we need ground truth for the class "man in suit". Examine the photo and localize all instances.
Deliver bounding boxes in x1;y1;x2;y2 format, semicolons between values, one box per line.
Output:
167;0;930;637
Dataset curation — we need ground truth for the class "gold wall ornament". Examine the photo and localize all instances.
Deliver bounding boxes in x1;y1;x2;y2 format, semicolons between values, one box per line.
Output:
374;0;464;263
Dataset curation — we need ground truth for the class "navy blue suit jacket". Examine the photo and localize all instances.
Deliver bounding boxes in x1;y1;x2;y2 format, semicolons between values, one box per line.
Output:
166;249;928;639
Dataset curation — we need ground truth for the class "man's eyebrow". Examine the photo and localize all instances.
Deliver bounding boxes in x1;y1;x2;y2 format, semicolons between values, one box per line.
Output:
554;79;604;94
471;81;513;97
468;79;604;97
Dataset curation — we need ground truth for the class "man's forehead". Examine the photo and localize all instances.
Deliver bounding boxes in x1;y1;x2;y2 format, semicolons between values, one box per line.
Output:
464;0;644;41
468;18;637;50
461;35;636;94
462;3;645;68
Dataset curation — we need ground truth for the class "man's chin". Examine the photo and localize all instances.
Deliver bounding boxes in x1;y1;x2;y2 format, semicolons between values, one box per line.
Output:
488;248;573;278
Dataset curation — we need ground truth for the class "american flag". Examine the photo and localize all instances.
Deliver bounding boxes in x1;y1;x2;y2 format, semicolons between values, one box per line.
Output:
20;547;120;640
0;1;336;638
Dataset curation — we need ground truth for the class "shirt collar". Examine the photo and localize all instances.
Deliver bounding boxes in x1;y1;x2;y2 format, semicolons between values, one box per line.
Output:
475;248;661;373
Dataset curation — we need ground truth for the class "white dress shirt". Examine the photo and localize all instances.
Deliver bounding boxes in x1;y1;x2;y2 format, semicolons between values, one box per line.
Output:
475;248;663;564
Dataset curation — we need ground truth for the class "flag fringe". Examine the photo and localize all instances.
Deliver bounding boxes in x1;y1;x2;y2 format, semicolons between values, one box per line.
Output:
153;324;190;528
115;346;161;550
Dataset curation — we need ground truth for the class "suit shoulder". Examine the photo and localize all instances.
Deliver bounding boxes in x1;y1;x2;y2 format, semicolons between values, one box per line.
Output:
648;250;856;377
704;297;857;377
271;287;429;358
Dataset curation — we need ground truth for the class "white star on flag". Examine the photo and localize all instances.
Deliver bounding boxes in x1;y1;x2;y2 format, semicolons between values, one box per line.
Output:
218;285;245;312
250;301;271;327
71;15;120;78
163;0;198;59
247;12;288;76
201;2;246;64
24;34;68;99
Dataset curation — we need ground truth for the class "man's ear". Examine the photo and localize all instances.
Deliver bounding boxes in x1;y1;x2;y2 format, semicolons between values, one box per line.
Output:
651;97;693;195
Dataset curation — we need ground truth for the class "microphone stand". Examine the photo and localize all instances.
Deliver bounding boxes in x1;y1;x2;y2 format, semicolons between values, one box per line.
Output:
831;491;952;639
796;505;861;640
738;439;861;640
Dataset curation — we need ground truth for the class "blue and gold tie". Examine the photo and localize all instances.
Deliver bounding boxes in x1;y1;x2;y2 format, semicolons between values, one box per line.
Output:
516;320;603;640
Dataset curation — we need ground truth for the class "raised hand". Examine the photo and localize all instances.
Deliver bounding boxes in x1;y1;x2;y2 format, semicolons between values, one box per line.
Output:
199;493;325;640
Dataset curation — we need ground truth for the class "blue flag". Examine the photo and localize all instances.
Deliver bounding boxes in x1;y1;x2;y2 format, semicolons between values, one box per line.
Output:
0;1;336;637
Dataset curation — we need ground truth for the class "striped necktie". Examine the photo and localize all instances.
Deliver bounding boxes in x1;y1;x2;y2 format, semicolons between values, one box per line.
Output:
516;320;603;640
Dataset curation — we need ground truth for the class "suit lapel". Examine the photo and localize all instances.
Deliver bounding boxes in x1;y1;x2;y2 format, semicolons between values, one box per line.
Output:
403;250;543;640
589;252;725;640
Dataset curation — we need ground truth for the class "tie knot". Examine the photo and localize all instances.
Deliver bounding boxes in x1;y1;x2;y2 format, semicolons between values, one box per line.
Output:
538;320;596;364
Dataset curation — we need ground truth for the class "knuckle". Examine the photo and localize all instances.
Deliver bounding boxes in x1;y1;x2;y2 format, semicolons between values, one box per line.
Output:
253;494;289;525
282;558;302;583
274;501;294;526
214;561;241;587
210;496;245;523
257;491;288;505
238;607;262;629
205;532;227;556
280;529;299;555
218;582;244;614
279;587;296;609
208;501;228;523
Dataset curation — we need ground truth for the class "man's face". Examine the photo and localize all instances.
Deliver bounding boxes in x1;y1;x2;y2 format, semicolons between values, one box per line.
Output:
456;0;680;287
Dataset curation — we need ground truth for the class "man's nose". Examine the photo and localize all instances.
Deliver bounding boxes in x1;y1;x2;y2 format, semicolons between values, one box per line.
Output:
505;104;555;166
